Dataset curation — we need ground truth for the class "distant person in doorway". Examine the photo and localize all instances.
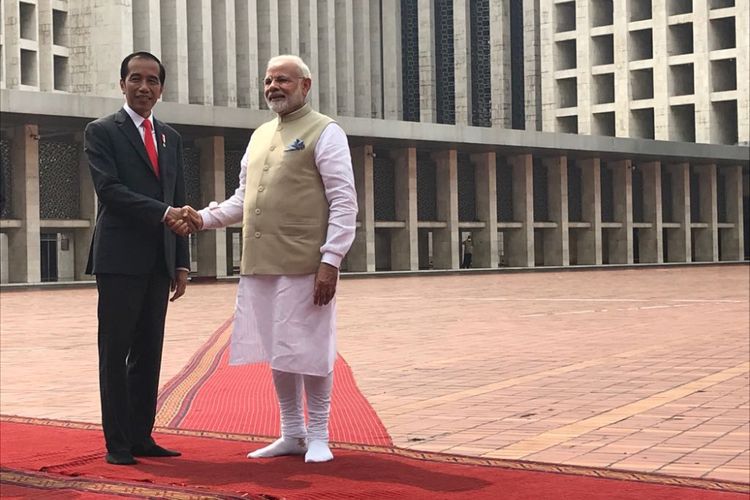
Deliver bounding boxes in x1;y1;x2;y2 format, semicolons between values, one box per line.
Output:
462;235;473;269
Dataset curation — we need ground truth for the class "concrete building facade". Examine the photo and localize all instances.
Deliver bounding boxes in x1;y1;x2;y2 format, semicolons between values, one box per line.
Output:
0;0;748;284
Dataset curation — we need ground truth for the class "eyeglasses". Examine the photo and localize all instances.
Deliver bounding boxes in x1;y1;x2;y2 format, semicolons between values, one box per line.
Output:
263;76;305;87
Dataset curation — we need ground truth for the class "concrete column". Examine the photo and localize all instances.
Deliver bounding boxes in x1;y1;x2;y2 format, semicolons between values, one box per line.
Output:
236;0;260;109
544;155;569;266
579;158;602;265
639;161;664;263
381;0;402;120
75;131;96;280
335;0;355;116
195;136;227;278
489;0;511;127
737;0;750;144
392;148;418;270
720;166;745;260
278;0;300;54
317;0;337;116
453;0;470;125
132;0;162;54
57;233;75;281
299;0;319;108
539;0;555;132
256;0;279;108
186;0;213;105
609;160;633;264
87;2;133;97
0;234;8;283
353;0;372;117
418;0;436;122
666;163;691;262
211;0;237;107
652;0;669;140
575;0;591;135
719;166;745;260
7;125;41;283
349;145;376;272
160;0;190;104
369;0;383;119
37;0;53;92
432;150;459;269
694;164;719;261
507;154;534;267
693;1;710;143
3;0;21;88
613;0;629;137
472;152;498;268
523;0;542;131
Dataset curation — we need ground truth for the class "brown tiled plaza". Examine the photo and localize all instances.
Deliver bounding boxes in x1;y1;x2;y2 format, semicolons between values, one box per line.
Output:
1;266;748;484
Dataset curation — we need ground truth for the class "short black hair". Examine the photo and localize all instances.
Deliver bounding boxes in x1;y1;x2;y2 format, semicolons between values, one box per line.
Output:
120;51;166;85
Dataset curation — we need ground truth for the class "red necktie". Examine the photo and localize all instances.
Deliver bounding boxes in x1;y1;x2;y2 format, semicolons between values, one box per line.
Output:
142;119;160;178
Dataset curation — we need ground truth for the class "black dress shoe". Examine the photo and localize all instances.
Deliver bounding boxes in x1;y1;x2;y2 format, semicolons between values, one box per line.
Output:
131;444;181;457
105;452;137;465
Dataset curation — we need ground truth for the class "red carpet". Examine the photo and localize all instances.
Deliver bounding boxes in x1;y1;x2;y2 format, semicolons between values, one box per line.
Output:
2;417;747;500
155;317;392;446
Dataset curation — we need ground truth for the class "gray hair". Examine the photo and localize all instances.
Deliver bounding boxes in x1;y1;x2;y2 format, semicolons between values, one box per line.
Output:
266;55;311;78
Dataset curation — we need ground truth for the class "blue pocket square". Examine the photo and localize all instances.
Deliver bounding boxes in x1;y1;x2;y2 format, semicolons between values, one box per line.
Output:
285;139;305;151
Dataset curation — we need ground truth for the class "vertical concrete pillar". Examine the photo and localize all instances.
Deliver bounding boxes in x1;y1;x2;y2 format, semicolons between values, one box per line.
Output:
353;1;372;117
579;158;602;265
8;125;41;283
472;152;499;268
453;0;470;125
349;146;376;272
540;0;555;132
211;0;238;108
507;154;534;267
639;161;664;263
392;148;418;270
186;0;214;105
160;0;190;103
738;0;750;144
317;0;337;116
381;0;402;120
335;0;355;116
666;163;691;262
489;0;510;128
575;0;592;135
236;0;260;109
3;0;21;88
369;0;383;119
75;132;96;281
299;0;319;107
652;0;669;140
278;0;300;54
544;156;569;265
721;166;745;261
37;0;53;92
132;0;162;54
693;1;711;143
613;0;630;137
610;160;633;264
432;150;459;269
0;234;8;283
195;136;227;277
694;164;719;261
523;0;541;131
418;0;436;122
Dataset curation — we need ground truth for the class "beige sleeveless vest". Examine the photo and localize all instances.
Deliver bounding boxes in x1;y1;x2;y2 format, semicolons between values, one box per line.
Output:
240;104;334;275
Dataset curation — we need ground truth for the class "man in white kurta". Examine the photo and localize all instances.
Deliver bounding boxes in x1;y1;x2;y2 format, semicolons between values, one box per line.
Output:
182;55;357;463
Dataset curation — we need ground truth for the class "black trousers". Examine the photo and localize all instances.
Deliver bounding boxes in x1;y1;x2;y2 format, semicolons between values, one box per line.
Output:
96;271;171;454
462;253;472;269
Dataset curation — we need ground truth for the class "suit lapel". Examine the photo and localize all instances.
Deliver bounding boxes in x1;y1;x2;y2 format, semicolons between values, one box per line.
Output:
115;109;159;178
154;119;175;197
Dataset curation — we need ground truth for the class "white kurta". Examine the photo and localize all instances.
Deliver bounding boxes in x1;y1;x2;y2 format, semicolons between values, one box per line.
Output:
199;123;357;377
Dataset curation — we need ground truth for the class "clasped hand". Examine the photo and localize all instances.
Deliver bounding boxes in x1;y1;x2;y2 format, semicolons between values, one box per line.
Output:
165;206;203;237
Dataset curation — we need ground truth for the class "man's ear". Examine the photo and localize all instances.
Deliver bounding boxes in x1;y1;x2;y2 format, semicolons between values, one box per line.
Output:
119;79;126;94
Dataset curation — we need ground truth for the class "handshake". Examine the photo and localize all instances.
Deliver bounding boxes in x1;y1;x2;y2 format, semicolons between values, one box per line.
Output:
165;206;204;237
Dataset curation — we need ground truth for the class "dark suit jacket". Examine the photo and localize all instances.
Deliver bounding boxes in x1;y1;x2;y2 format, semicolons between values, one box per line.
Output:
85;108;189;279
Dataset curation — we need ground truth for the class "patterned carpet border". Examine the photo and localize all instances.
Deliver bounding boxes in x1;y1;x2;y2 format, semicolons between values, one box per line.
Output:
0;467;264;500
3;415;747;495
155;317;233;428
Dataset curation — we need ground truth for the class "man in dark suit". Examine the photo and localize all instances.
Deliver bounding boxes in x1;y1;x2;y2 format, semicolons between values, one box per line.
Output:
85;51;190;465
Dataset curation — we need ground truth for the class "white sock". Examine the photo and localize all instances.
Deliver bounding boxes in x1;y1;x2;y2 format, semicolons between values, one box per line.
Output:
248;436;307;458
305;439;334;463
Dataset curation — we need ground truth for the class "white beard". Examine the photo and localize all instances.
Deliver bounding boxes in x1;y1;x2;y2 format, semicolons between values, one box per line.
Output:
267;97;289;114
